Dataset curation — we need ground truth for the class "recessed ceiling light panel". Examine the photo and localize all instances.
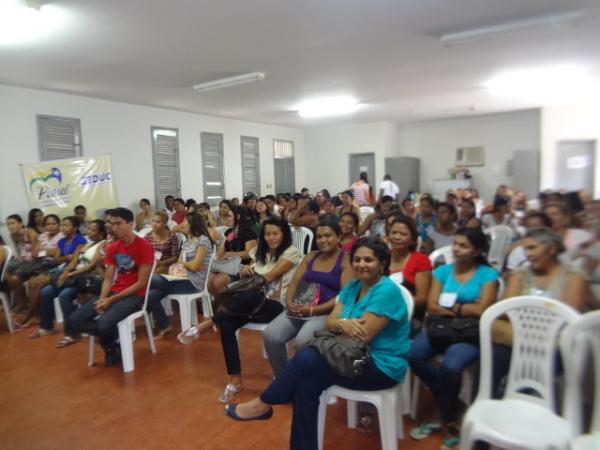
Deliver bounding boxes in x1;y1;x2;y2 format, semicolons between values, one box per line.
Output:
0;0;65;45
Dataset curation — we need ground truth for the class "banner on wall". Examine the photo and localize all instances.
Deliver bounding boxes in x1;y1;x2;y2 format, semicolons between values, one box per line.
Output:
20;154;119;218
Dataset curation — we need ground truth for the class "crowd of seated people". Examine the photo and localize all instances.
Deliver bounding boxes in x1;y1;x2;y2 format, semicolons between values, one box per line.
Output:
0;183;599;450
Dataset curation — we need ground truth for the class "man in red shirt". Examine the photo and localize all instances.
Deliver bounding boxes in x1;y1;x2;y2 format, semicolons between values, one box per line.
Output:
67;207;155;366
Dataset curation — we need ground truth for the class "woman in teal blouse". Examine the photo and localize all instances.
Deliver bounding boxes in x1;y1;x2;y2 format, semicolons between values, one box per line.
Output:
408;227;499;449
224;236;411;450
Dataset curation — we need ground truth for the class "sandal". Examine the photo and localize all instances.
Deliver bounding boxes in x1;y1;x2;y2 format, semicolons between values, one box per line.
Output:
29;328;55;339
56;336;78;348
440;435;460;450
177;326;201;344
218;383;243;403
409;421;443;440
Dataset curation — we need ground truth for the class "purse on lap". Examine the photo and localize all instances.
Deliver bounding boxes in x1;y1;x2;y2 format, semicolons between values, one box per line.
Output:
215;274;267;317
307;330;371;378
426;314;480;347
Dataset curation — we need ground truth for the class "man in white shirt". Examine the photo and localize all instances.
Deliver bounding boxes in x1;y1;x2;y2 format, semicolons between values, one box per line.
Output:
378;174;400;203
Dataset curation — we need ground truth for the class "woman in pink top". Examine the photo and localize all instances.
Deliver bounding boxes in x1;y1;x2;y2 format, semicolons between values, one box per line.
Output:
339;212;360;253
350;171;373;206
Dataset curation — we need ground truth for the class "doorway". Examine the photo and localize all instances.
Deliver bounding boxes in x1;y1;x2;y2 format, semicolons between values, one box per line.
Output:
349;153;376;188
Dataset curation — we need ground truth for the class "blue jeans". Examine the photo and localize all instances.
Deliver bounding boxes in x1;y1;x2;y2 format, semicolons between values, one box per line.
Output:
39;284;79;333
260;347;398;450
66;294;143;349
408;330;480;423
147;275;197;330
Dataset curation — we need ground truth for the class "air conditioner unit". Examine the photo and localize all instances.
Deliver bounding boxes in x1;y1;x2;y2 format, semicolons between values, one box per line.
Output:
456;146;484;166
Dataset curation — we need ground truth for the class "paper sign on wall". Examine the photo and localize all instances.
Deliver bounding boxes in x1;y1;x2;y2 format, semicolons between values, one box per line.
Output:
566;155;591;170
359;166;368;172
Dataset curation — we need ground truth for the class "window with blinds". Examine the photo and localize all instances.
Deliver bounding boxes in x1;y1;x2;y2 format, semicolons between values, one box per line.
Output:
273;139;295;194
241;136;260;196
37;115;82;161
151;127;181;209
201;132;225;206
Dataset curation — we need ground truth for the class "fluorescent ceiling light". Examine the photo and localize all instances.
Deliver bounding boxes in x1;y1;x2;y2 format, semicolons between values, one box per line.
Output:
193;72;265;92
484;65;591;104
441;11;582;46
297;96;359;118
0;0;65;45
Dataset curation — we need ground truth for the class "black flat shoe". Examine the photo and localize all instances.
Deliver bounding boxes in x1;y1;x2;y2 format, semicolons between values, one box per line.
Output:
224;404;273;421
104;346;122;367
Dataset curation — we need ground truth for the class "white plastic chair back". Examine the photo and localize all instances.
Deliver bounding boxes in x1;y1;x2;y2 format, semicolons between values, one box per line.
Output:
0;245;15;332
487;225;514;272
175;233;186;247
560;310;600;436
359;206;374;222
1;245;13;283
477;296;579;409
136;226;152;237
389;277;414;321
215;226;229;236
429;245;453;266
291;226;313;257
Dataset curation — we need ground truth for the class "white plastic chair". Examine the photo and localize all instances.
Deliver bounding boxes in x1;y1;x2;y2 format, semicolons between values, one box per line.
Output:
87;255;159;373
135;226;152;237
166;247;216;332
291;226;314;257
317;282;414;450
0;245;15;333
459;296;580;450
428;245;453;266
561;310;600;450
359;206;374;222
215;226;229;236
486;225;514;272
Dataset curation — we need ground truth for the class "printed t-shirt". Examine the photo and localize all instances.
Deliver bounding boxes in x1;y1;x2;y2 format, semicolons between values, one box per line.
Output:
105;236;155;297
249;245;301;303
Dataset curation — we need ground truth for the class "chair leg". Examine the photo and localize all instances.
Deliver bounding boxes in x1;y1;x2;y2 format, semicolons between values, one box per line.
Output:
191;298;198;324
317;392;328;450
201;293;213;319
144;313;156;354
88;335;95;366
411;376;420;419
177;297;192;332
395;386;405;439
346;399;358;428
377;395;398;450
0;293;14;333
53;297;64;323
161;297;173;317
400;370;412;415
118;320;135;373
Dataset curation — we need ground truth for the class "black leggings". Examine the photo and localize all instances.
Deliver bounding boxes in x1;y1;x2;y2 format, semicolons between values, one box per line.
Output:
212;295;283;375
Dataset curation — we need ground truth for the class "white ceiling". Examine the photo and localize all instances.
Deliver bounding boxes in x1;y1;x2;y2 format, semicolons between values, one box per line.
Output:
2;0;600;127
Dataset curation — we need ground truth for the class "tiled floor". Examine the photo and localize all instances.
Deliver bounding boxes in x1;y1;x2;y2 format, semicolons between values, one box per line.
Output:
0;312;443;450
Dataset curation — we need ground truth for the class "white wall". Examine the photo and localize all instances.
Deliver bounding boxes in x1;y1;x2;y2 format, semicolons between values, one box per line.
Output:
303;111;540;203
541;103;600;198
0;84;305;219
303;122;398;194
397;110;540;202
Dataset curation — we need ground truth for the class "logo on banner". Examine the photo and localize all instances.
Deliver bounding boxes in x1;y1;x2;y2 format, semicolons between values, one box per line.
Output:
28;167;71;206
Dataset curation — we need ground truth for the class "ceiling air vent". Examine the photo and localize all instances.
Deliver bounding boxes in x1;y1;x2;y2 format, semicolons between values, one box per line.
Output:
456;146;484;167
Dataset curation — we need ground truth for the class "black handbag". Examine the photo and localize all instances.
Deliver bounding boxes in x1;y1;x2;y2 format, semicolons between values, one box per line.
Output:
216;274;267;317
74;272;104;295
307;330;371;378
426;314;480;347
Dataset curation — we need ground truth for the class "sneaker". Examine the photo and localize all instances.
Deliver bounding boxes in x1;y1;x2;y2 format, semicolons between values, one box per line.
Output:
104;345;122;367
410;421;442;440
177;326;200;344
218;383;243;403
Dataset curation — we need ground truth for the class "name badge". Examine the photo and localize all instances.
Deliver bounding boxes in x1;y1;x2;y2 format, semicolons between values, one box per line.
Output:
439;292;458;308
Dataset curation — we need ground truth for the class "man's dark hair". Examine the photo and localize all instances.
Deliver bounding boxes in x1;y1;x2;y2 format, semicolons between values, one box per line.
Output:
174;198;185;206
384;174;391;180
111;207;134;223
74;205;86;212
165;195;175;200
381;195;394;203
